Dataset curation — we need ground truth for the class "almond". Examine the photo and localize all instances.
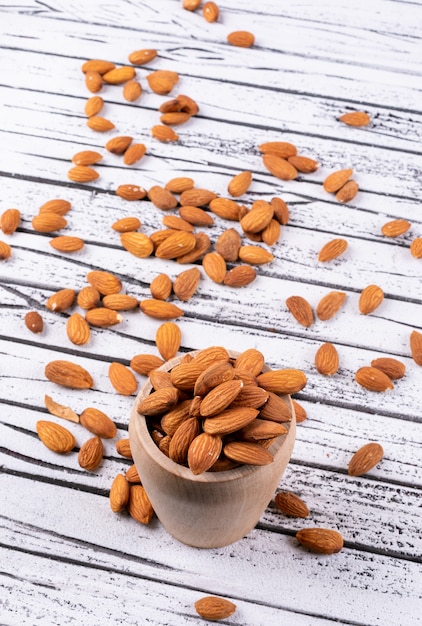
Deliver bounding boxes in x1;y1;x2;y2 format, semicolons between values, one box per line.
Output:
193;346;231;367
161;400;192;435
223;265;256;287
203;1;219;21
125;464;141;483
148;185;178;210
86;116;115;132
215;228;241;262
49;236;85;252
381;219;411;237
178;206;214;227
84;95;104;117
275;492;310;518
67;165;100;183
229;385;269;409
240;200;273;233
156;322;182;360
46;288;75;313
109;474;130;512
0;241;12;259
85;308;124;327
359;284;384;315
335;180;359;203
102;294;139;310
159;95;199;115
150;273;172;300
238;245;274;265
233;348;265;376
194;597;236;621
149;370;176;391
286;295;314;327
169;418;201;464
160;112;191;126
262;154;298;180
165;177;195;193
259;141;297;159
87;270;122;295
78;436;103;471
410;237;422;258
116;184;147;201
200;251;226;283
66;313;91;345
257;369;307;395
355;366;394;391
120;232;154;258
128;48;157;64
173;267;201;301
237;418;287;441
292;399;307;423
209;197;240;221
140;299;184;320
261;219;281;246
223;440;273;465
318;238;348;262
109;362;138;396
44;395;79;423
105;136;133;154
259;391;292;423
1;208;20;235
150;229;178;248
180;188;218;207
123;143;147;165
81;59;116;74
170;362;207;391
187;433;223;475
123;80;142;102
316;291;347;321
227;30;255;47
287;155;319;173
151;125;179;142
410;330;422;365
146;70;179;94
323;168;353;193
45;360;93;389
130;353;165;376
103;66;136;84
155;231;196;259
176;232;211;264
296;528;343;554
79;407;117;438
199;379;243;417
112;217;141;232
39;199;71;215
348;442;384;476
116;438;133;458
36;420;76;453
128;485;154;524
271;197;290;224
203;407;259;436
228;170;252;197
25;311;44;334
85;70;103;93
77;286;101;310
32;213;67;232
371;357;406;380
138;387;179;416
193;362;234;396
339;111;371;126
315;342;339;376
183;0;201;9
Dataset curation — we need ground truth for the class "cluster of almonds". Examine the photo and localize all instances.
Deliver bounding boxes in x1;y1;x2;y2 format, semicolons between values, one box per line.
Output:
182;0;255;49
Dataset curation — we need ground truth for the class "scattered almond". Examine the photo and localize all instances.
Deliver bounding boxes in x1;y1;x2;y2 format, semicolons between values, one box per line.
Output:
173;267;201;301
103;66;136;84
109;362;138;395
315;342;339;376
1;208;20;235
323;168;353;193
296;528;343;554
45;360;93;389
77;286;101;310
381;219;411;237
0;241;12;259
339;111;371;127
335;180;359;203
371;357;406;380
139;299;184;320
286;295;314;327
148;185;178;210
316;291;347;321
223;265;256;287
151;125;179;142
348;442;384;476
120;232;154;258
86;116;115;132
355;366;394;391
194;596;237;621
165;177;195;193
275;492;310;518
259;141;297;159
123;143;147;165
112;217;141;232
160;112;191;126
180;188;218;207
287;155;319;173
85;70;102;93
102;294;139;310
79;407;116;439
46;288;75;313
227;30;255;47
105;136;133;154
116;438;132;458
67;166;100;183
128;485;154;524
44;395;79;423
24;311;44;334
410;330;422;365
32;213;67;233
359;284;384;315
116;184;147;201
156;322;182;361
318;238;348;262
49;236;84;253
128;48;157;65
410;237;422;258
146;70;179;95
203;1;219;22
36;420;76;454
84;95;104;117
81;60;116;75
66;312;91;345
228;170;252;197
87;270;122;295
262;154;298;180
109;474;130;512
130;353;165;376
78;436;103;471
150;273;173;300
39;199;71;215
85;308;124;327
123;80;142;102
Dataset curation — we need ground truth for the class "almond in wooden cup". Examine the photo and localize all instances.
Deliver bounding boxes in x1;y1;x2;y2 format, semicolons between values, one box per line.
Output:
129;349;296;548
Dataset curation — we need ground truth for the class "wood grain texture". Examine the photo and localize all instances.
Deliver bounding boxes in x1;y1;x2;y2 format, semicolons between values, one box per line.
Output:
1;1;422;625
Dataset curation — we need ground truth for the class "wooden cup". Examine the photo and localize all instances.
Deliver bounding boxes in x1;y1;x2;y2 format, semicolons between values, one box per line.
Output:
129;351;296;548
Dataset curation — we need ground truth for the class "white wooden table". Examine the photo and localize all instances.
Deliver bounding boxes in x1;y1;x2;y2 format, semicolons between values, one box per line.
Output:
1;1;421;624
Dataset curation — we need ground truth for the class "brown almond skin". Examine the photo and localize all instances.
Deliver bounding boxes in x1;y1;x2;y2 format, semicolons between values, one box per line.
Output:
137;387;179;416
130;354;164;376
25;311;44;334
79;407;117;439
203;407;259;436
286;296;314;327
36;420;76;453
188;433;223;475
348;442;384;476
359;285;384;315
257;369;307;395
410;330;422;365
168;418;201;465
316;291;347;321
315;342;339;376
45;360;93;389
194;596;236;620
199;379;243;417
371;357;406;380
275;492;310;518
259;391;292;423
355;366;394;392
109;362;138;396
296;528;343;554
223;440;274;465
109;474;130;512
78;436;103;471
128;485;154;524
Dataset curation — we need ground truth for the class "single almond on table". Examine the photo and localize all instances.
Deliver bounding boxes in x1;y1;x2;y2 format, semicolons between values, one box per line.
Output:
173;267;201;301
86;116;115;132
46;288;75;313
348;442;384;476
261;218;281;246
381;219;411;237
148;185;178;210
49;236;84;252
81;59;116;74
286;295;314;327
130;354;165;376
227;30;255;47
45;360;93;389
25;311;44;334
161;216;194;233
323;168;353;193
109;362;138;395
128;48;157;64
102;294;139;310
335;180;359;203
102;66;136;84
292;399;307;423
209;197;240;221
180;188;218;207
223;265;257;287
140;299;184;320
179;206;214;227
262;154;298;180
85;308;124;327
67;166;99;183
228;170;252;197
176;232;211;264
84;95;104;117
128;485;154;524
36;420;76;453
316;291;347;321
32;213;67;233
123;143;146;165
160;112;191;126
120;232;154;258
339;111;371;126
359;284;384;314
371;357;406;380
72;151;102;166
78;436;103;471
201;252;227;284
315;342;339;376
79;407;116;439
1;208;20;234
150;273;173;300
271;197;290;224
318;238;348;262
410;330;422;365
155;321;182;361
66;312;91;345
39;199;71;215
287;155;319;173
112;217;141;232
194;596;236;620
105;135;133;154
123;80;142;102
160;94;199;116
116;438;132;458
259;141;297;159
146;70;179;94
238;245;274;265
0;241;12;259
410;237;422;258
151;125;179;142
85;70;102;93
275;492;310;518
44;395;79;423
77;286;100;310
183;0;201;9
109;474;130;512
165;177;195;193
203;1;219;21
116;184;147;201
87;270;122;295
296;528;343;554
355;366;394;391
125;464;141;483
215;228;241;262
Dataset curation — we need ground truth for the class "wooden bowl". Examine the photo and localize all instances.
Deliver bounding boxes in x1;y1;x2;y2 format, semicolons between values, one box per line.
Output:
129;350;296;548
